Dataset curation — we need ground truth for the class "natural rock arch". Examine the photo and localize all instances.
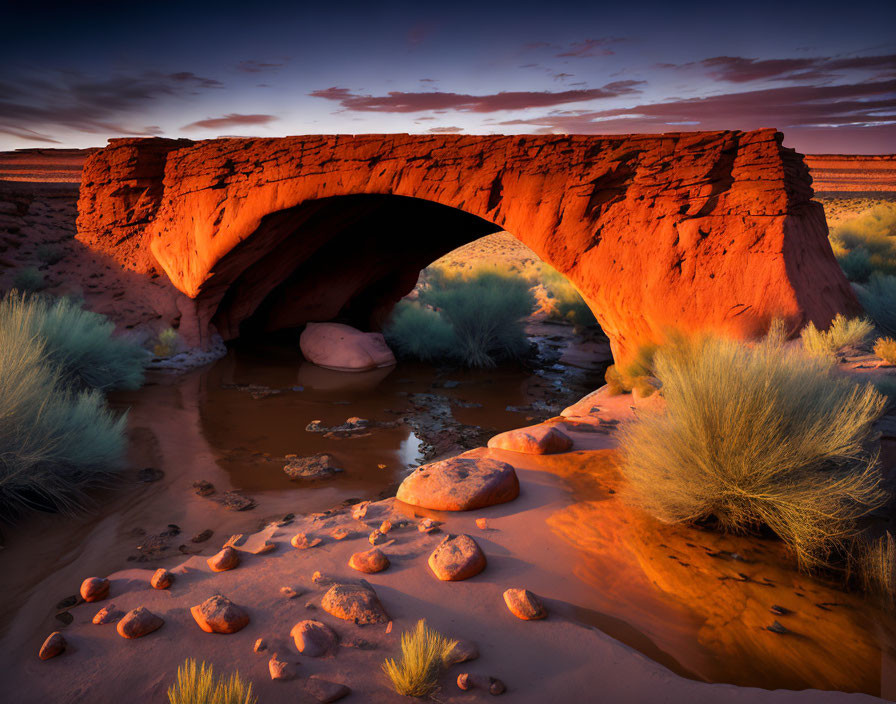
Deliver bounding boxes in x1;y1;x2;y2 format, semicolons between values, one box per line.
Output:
76;129;858;363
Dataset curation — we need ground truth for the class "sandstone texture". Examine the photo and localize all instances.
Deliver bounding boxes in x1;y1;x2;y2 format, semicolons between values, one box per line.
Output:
428;534;487;581
348;547;390;574
300;322;396;371
488;424;573;454
397;452;520;511
150;569;173;589
74;130;859;363
116;607;163;639
503;588;548;620
290;619;339;657
804;155;896;192
320;582;389;624
190;595;249;634
92;604;124;625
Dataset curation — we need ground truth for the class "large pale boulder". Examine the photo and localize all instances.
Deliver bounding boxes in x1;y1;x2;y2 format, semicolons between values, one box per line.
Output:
397;451;519;511
300;323;395;372
320;582;389;624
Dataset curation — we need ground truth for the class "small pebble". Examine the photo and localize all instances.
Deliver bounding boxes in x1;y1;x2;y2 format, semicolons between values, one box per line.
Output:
291;533;322;549
150;569;173;589
207;546;240;572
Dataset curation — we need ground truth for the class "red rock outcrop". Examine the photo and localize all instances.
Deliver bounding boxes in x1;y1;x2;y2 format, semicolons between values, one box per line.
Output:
76;130;859;363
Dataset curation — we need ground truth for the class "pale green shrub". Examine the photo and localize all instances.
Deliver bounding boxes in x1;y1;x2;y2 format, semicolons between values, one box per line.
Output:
800;314;873;358
858;274;896;337
153;327;181;358
12;267;45;292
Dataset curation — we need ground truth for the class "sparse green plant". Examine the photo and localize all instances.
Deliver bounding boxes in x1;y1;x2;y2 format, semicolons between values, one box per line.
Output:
384;301;457;363
35;244;64;265
167;659;256;704
619;332;889;572
874;337;896;365
12;267;46;292
527;262;598;326
857;273;896;337
0;327;127;518
1;292;148;391
382;619;458;698
830;203;896;280
800;314;873;359
603;342;659;395
153;327;181;358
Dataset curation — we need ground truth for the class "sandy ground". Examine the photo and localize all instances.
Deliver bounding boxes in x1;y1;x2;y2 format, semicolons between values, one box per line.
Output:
1;391;892;703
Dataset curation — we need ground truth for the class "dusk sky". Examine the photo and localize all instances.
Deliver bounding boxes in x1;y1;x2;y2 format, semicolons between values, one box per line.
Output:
1;0;894;153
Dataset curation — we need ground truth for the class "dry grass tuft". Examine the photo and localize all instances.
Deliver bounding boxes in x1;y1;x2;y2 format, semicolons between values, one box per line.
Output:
874;337;896;365
382;619;458;698
861;532;896;606
167;659;256;704
619;332;889;572
800;314;873;359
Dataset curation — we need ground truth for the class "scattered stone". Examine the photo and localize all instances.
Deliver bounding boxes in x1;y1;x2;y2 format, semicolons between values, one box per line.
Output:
349;547;390;574
368;529;387;545
55;595;78;610
269;653;297;681
487;424;573;454
397;452;520;511
191;529;214;543
79;577;110;602
284;453;344;480
379;520;393;534
291;619;339;656
770;604;791;616
291;533;322;549
351;501;370;520
476;518;489;530
280;586;303;599
457;673;506;695
300;322;396;372
55;611;74;626
117;607;164;638
321;582;389;624
489;678;507;695
138;467;164;482
306;676;351;703
218;490;256;511
418;518;440;534
457;673;473;691
254;638;268;653
38;632;66;660
207;546;240;572
306;420;324;432
192;479;215;496
428;534;487;581
503;589;547;620
191;595;250;634
92;603;124;625
767;620;790;634
150;569;174;590
223;533;248;548
445;639;480;665
343;636;377;650
331;527;352;540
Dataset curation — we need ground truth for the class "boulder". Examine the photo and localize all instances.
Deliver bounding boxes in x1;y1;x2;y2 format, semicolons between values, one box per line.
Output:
207;546;240;572
79;577;110;602
321;582;389;624
503;588;547;620
290;619;338;657
191;595;249;634
397;452;519;511
150;569;173;589
116;607;163;638
92;603;124;624
306;676;351;703
428;534;487;581
445;638;480;665
38;632;66;660
300;323;396;372
348;547;390;574
284;453;343;480
268;653;297;681
488;424;572;454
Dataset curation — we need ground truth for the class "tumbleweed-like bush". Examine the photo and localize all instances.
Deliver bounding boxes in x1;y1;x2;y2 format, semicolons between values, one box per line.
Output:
619;332;889;571
1;292;147;391
384;301;458;364
167;659;256;704
382;619;458;698
800;314;873;359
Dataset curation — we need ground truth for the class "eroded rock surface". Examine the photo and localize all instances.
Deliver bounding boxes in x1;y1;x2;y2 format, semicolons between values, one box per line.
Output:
488;424;573;454
190;595;249;634
429;534;487;581
397;452;519;511
320;582;389;624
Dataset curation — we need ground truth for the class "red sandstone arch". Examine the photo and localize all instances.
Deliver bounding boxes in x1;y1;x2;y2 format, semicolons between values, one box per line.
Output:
75;130;859;363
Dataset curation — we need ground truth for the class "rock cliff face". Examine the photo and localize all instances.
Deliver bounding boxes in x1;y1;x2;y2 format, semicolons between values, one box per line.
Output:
76;130;859;363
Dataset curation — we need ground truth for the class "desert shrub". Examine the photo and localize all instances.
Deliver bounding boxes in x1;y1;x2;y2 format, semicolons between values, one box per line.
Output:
391;265;534;368
167;659;256;704
875;337;896;365
603;343;659;395
35;244;64;265
153;327;181;358
384;301;457;363
857;274;896;337
800;314;873;358
873;376;896;407
527;262;598;326
12;267;45;292
382;620;457;698
861;532;896;606
830;204;896;280
1;292;147;391
619;332;888;571
0;329;127;518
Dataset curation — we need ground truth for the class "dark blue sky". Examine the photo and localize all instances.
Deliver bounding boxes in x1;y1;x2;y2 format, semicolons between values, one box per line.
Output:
1;0;894;152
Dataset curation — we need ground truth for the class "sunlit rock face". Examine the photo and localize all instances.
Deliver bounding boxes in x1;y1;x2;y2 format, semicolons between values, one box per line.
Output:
76;130;858;363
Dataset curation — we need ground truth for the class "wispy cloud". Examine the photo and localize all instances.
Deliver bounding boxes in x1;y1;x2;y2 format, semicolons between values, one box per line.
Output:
666;53;896;83
182;113;278;130
236;60;285;73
